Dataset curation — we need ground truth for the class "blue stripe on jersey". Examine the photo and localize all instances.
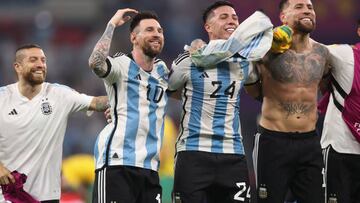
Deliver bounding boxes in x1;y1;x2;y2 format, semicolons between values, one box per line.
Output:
156;64;167;80
211;62;231;153
232;92;242;154
143;75;162;169
240;32;265;58
123;62;140;166
103;134;112;166
186;67;205;150
94;135;100;162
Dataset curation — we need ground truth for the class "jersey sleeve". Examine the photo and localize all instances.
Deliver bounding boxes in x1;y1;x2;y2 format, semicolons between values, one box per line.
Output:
58;85;94;113
327;44;353;68
191;11;273;68
168;60;189;91
101;54;129;84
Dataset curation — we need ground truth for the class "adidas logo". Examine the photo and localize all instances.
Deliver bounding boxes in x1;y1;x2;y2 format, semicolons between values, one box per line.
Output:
134;74;142;80
199;72;209;78
112;153;119;159
8;109;18;115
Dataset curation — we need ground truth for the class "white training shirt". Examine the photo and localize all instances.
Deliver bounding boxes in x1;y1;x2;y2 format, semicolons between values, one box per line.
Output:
321;44;360;154
0;82;93;201
94;53;169;171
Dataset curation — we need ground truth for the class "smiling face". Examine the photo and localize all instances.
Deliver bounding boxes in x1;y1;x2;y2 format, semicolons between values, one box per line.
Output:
280;0;316;34
131;18;164;58
205;5;239;40
14;47;47;86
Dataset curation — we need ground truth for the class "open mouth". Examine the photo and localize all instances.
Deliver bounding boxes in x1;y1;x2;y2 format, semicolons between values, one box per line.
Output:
225;27;236;33
300;17;313;24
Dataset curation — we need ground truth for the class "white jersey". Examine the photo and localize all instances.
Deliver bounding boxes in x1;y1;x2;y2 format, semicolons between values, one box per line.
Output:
321;44;360;154
168;11;273;154
94;53;169;171
0;82;93;201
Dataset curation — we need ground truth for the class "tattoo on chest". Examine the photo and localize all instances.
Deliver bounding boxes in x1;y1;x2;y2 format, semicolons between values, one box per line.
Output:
267;44;327;84
279;101;315;118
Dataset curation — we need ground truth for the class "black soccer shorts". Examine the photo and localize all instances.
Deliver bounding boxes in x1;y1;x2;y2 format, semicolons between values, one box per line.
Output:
253;126;324;203
93;165;162;203
173;151;250;203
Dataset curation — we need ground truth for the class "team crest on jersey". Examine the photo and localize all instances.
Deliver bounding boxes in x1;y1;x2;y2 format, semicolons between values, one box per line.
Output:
258;186;268;199
41;101;52;115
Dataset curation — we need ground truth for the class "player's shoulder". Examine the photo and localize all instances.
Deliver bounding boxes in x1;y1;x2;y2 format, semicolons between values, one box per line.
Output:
326;44;352;53
110;51;126;58
155;58;168;69
173;51;192;66
108;52;131;63
0;84;14;97
47;83;78;94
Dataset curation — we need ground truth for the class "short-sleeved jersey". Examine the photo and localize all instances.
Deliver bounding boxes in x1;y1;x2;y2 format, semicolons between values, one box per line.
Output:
321;44;360;154
94;53;169;171
169;54;255;154
0;82;93;201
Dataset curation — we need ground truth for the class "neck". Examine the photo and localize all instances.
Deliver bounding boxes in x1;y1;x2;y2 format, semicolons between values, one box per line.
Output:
291;32;311;53
131;50;155;72
18;79;42;100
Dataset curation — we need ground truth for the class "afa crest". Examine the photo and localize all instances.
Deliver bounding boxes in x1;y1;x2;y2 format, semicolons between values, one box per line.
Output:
41;101;52;115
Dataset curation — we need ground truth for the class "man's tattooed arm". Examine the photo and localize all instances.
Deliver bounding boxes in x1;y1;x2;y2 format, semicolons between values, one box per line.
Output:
88;23;115;77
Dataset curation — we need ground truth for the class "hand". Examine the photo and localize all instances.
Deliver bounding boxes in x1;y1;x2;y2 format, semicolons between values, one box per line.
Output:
0;163;15;185
188;39;206;55
271;25;293;54
104;108;112;123
109;8;139;27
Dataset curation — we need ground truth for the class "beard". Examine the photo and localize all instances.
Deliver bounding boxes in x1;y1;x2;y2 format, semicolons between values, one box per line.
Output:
294;20;316;34
24;70;46;85
142;42;163;58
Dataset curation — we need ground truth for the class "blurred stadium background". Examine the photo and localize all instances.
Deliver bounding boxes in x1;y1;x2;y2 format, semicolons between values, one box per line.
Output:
0;0;359;202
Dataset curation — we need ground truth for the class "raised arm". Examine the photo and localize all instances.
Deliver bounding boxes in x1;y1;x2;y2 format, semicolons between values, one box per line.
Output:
89;8;138;77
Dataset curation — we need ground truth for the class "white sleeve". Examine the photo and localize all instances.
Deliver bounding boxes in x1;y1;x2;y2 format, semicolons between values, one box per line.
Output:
191;11;273;67
61;86;94;113
168;61;189;91
102;55;128;84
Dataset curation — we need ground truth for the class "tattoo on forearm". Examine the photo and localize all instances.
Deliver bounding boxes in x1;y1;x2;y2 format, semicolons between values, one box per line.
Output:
94;96;109;112
279;101;315;118
89;23;115;76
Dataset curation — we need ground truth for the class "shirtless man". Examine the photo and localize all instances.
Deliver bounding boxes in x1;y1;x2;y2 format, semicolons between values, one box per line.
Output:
251;0;329;202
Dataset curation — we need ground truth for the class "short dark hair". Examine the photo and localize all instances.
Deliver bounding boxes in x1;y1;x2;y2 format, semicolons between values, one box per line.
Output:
357;18;360;28
202;1;234;23
279;0;289;11
129;11;160;32
16;43;41;53
15;43;42;62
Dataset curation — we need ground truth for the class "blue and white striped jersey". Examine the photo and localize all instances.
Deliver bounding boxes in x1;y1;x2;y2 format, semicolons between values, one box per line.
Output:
169;55;252;154
94;53;169;171
168;11;273;154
